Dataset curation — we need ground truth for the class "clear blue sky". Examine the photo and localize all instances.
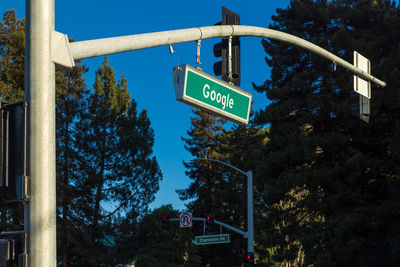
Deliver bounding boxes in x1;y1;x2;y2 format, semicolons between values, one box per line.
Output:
0;0;290;211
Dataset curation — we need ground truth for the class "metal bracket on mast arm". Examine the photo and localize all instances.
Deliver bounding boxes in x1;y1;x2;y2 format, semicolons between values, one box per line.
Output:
195;39;202;70
227;36;233;84
51;31;75;69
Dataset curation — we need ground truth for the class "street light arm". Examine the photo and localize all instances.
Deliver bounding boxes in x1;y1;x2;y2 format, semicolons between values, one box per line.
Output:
193;158;247;175
214;220;248;237
68;25;386;87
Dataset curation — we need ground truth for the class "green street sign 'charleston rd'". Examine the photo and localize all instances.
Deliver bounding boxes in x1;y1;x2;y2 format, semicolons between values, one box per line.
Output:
195;234;230;245
173;65;252;124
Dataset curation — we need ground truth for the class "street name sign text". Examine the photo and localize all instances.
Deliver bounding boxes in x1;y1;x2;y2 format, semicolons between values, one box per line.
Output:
195;234;230;245
173;65;252;124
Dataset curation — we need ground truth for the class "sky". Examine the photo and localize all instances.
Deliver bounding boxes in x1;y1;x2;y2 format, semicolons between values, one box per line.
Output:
0;0;291;211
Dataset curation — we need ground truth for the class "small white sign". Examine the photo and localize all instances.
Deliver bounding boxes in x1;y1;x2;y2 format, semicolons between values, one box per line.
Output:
354;51;371;99
180;212;192;228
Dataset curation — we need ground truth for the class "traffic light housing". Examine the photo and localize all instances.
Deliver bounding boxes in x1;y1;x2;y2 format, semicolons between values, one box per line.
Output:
205;214;215;235
213;7;240;86
0;233;28;267
245;252;254;266
161;213;170;233
0;102;28;204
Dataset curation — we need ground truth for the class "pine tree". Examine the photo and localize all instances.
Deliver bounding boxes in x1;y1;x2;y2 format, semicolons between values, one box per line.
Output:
55;61;89;267
254;0;400;266
72;57;162;266
0;9;24;102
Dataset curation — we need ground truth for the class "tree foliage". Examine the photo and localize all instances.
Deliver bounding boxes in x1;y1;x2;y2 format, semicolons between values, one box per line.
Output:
254;0;400;266
0;9;24;102
56;60;89;267
68;57;162;266
133;205;201;267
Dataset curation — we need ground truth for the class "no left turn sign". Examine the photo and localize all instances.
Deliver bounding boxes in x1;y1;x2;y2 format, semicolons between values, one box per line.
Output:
180;212;192;228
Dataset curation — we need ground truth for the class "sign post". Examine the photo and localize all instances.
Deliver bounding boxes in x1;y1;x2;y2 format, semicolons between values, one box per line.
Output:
173;65;252;124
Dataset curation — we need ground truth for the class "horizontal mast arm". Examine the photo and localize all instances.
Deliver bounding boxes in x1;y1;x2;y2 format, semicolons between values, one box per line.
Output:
69;25;385;87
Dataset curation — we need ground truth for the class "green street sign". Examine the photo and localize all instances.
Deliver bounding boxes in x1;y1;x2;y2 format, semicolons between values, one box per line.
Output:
173;65;252;124
195;234;230;245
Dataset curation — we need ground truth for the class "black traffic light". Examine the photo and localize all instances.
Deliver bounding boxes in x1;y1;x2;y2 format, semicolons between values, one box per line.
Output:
245;252;254;266
0;239;23;267
0;101;28;204
205;214;215;235
213;6;240;86
0;232;28;267
162;213;170;233
0;239;12;266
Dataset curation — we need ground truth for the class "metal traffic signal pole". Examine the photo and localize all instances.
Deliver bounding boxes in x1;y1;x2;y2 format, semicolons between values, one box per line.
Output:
246;170;254;256
193;158;254;260
25;0;57;266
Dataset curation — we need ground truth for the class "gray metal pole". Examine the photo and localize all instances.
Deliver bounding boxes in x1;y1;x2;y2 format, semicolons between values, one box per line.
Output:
69;25;385;87
25;0;57;266
247;170;254;254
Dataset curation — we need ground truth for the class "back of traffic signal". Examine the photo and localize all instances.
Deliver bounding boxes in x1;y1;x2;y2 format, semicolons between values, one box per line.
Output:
162;212;170;233
0;102;29;205
213;7;241;86
245;252;254;266
205;213;215;235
